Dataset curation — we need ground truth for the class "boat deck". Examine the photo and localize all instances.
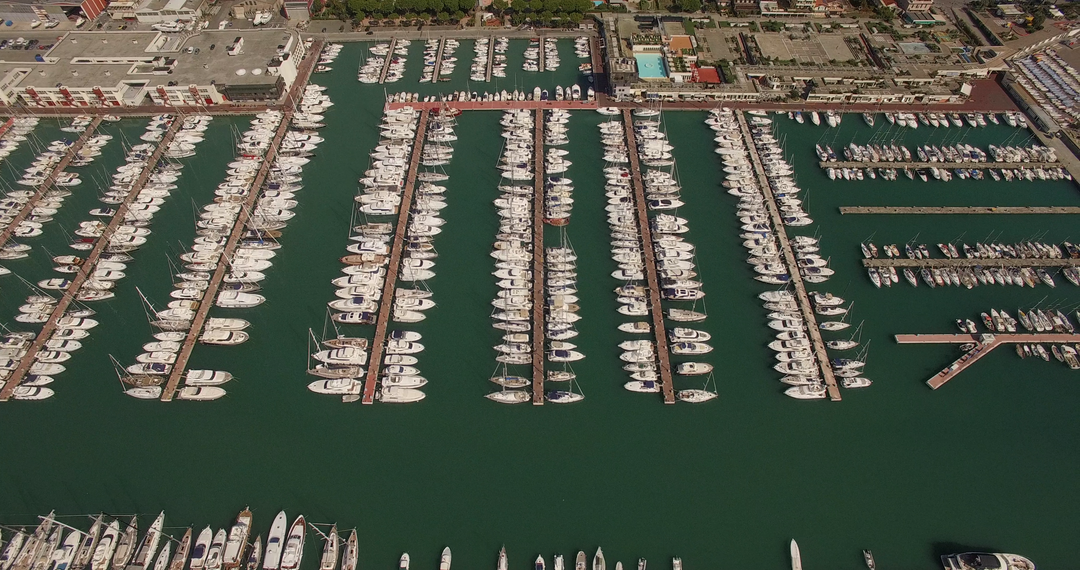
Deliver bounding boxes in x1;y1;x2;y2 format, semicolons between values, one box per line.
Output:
532;109;545;405
862;257;1080;268
895;332;1080;389
378;38;398;84
622;109;674;404
821;161;1059;170
362;108;430;404
0;117;166;402
840;206;1080;215
737;113;841;401
0;117;103;250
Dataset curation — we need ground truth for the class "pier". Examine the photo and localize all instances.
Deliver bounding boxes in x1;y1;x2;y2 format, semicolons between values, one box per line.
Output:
862;257;1080;268
622;109;674;404
484;35;495;82
378;38;398;84
895;332;1080;389
386;100;597;111
820;161;1059;170
362;108;430;405
532;109;545;405
0;117;14;139
431;38;447;82
0;117;102;249
840;206;1080;215
537;35;545;73
0;118;173;401
737;113;840;401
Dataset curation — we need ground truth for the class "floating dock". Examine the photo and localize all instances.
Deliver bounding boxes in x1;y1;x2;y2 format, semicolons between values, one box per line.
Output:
484;35;495;82
537;35;545;73
0;117;102;250
362;108;430;405
895;332;1080;389
431;38;447;81
862;258;1080;268
738;113;840;401
0;118;171;402
840;206;1080;215
820;161;1059;170
622;109;674;404
532;109;545;405
378;38;398;84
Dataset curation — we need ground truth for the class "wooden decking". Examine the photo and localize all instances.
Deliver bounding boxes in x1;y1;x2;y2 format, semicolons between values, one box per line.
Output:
378;38;398;84
532;109;545;405
895;332;1080;389
361;108;430;405
431;38;447;81
484;35;495;82
0;117;102;249
737;113;840;401
537;34;545;73
622;109;674;404
0;118;173;401
821;161;1058;169
863;257;1080;268
840;206;1080;215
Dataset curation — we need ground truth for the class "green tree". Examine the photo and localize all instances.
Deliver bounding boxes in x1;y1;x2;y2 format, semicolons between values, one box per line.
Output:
453;9;465;19
540;8;554;21
569;10;583;22
437;9;450;19
492;0;508;12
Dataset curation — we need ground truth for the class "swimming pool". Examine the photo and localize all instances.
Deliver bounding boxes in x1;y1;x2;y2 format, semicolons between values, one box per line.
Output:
634;53;668;79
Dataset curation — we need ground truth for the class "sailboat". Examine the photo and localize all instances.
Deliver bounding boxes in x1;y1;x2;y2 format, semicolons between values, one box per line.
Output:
339;532;357;570
111;517;139;570
593;548;605;570
676;372;718;403
318;526;338;570
168;529;192;570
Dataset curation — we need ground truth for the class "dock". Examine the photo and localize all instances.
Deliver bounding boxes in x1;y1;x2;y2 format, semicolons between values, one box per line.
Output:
532;109;545;405
895;332;1080;389
820;161;1059;170
484;35;495;82
431;38;447;81
378;38;398;84
386;100;597;111
622;109;674;404
537;34;545;73
362;108;430;405
862;257;1080;268
840;206;1080;215
737;113;841;401
0;117;102;249
589;36;605;94
0;118;173;401
0;117;14;139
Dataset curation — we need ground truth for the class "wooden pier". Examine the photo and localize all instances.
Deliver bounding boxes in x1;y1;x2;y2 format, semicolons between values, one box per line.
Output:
840;206;1080;215
161;114;294;401
362;108;430;405
378;38;398;84
532;109;545;405
537;34;545;73
737;113;841;401
431;38;447;82
622;109;674;404
895;332;1080;389
862;257;1080;268
820;161;1059;170
484;35;495;82
0;118;174;401
0;117;102;249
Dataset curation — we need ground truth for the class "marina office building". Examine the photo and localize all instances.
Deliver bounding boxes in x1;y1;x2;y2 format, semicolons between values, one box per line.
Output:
0;29;306;108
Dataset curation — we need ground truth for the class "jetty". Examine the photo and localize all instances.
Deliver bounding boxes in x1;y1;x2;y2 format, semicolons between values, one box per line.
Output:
362;108;430;404
737;113;840;401
622;109;674;404
820;161;1059;170
840;206;1080;215
0;117;102;249
484;35;495;82
895;332;1080;389
378;38;398;84
431;38;447;81
0;118;175;401
386;100;597;112
532;109;545;405
862;257;1080;268
537;35;545;73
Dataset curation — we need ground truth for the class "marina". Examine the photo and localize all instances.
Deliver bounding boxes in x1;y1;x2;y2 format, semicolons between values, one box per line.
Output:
0;38;1077;568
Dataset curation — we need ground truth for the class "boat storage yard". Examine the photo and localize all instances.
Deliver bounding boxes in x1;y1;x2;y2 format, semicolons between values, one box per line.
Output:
0;36;1078;569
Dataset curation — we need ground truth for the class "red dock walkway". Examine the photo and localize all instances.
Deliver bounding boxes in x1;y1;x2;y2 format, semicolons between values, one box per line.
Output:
896;332;1080;389
0;117;15;140
622;109;674;404
735;113;841;401
362;108;430;404
532;109;545;406
0;117;102;250
0;117;172;401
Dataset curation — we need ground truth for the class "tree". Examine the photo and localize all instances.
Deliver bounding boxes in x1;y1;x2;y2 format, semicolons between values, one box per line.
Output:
569;10;583;22
453;9;465;19
1030;11;1046;29
492;0;508;12
437;10;450;20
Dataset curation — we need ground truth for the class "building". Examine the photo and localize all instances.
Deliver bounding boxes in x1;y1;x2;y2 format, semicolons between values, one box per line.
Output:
283;0;311;20
896;0;931;11
996;3;1023;16
731;0;759;15
0;29;305;108
131;0;206;22
0;0;107;23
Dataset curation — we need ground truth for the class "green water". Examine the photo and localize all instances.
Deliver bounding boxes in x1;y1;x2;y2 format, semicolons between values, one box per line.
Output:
0;43;1078;570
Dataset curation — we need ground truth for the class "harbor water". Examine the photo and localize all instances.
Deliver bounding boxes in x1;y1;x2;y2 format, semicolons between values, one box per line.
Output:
0;42;1078;570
